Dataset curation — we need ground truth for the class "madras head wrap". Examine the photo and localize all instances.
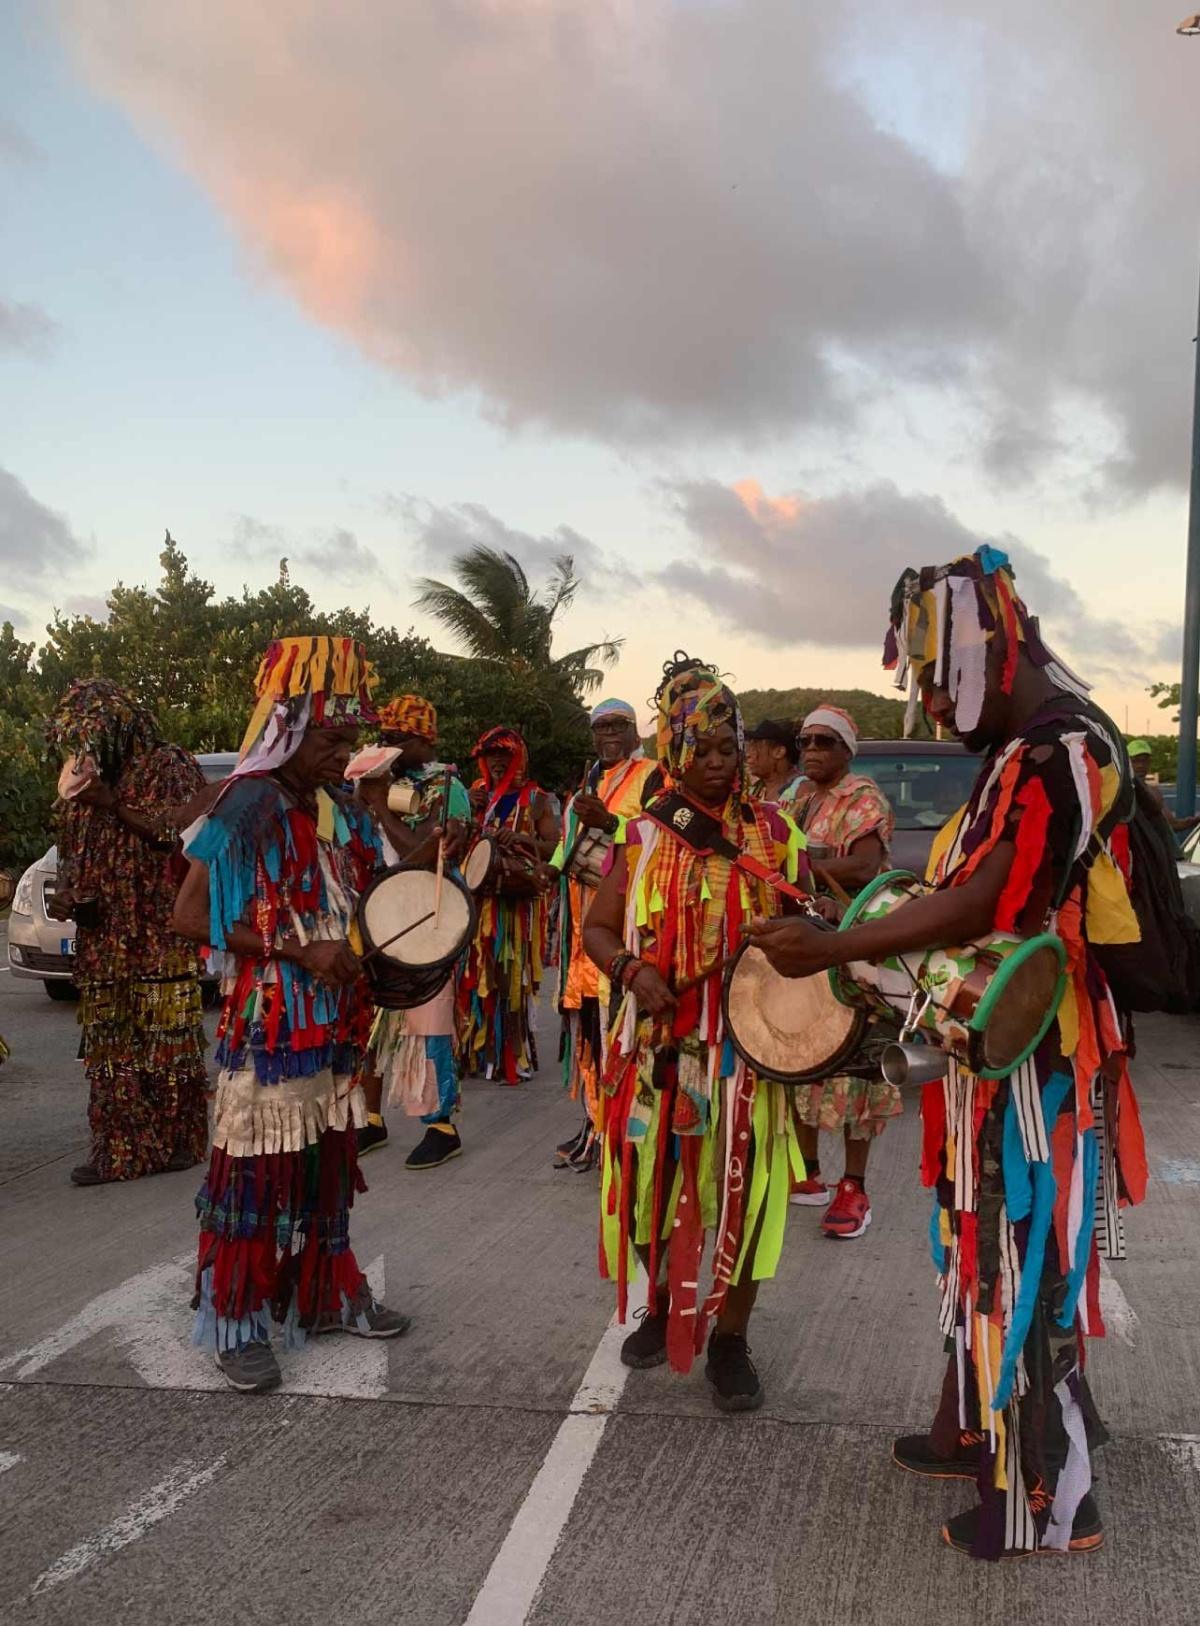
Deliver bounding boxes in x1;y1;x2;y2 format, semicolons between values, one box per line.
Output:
589;697;638;726
883;547;1088;738
653;652;743;785
802;705;858;757
46;679;160;781
234;635;380;777
379;694;437;742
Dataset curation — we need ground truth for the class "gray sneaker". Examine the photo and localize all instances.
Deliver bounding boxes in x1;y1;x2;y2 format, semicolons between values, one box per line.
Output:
313;1299;412;1340
215;1341;282;1393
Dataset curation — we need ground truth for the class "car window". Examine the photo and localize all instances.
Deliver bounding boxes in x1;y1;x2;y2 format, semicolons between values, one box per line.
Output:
1180;822;1200;864
855;753;979;830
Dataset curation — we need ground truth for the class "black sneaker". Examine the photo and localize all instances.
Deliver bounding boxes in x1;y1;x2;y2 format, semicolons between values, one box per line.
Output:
705;1331;764;1413
405;1124;462;1170
357;1118;389;1157
892;1431;982;1481
554;1122;587;1168
215;1341;282;1393
620;1304;669;1369
313;1299;412;1339
942;1493;1104;1558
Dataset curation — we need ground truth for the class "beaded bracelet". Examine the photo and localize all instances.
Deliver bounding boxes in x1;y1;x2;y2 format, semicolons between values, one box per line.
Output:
606;949;634;985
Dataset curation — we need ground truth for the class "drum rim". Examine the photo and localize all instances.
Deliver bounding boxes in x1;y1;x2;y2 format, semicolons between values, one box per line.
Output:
968;931;1067;1078
357;862;477;972
463;834;497;891
829;868;923;1010
722;939;869;1085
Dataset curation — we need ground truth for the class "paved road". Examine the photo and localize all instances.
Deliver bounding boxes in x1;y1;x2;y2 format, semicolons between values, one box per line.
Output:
2;926;1199;1625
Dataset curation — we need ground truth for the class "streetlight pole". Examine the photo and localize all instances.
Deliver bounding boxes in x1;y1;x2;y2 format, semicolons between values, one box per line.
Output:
1176;16;1200;817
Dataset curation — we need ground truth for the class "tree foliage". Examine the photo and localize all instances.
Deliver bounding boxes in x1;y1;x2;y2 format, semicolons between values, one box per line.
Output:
737;684;933;740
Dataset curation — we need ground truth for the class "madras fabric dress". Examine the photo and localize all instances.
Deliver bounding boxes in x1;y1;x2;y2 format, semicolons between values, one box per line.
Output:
600;800;806;1374
458;783;549;1083
58;745;209;1181
789;771;900;1139
554;754;661;1126
920;698;1147;1557
367;763;472;1121
188;776;382;1351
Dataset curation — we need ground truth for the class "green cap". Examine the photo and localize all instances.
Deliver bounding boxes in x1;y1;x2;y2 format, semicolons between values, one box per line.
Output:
1126;738;1152;758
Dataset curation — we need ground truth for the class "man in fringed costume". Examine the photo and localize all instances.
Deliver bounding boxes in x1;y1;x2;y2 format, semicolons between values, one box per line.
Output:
584;655;808;1412
751;550;1147;1557
786;704;897;1235
549;697;661;1173
46;681;209;1186
459;725;557;1084
172;636;409;1394
355;694;471;1169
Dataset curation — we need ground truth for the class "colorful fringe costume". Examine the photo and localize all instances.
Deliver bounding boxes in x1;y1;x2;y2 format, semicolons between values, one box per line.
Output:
459;726;549;1083
600;663;807;1374
887;553;1147;1558
47;681;208;1181
366;696;472;1122
189;637;386;1352
551;705;661;1167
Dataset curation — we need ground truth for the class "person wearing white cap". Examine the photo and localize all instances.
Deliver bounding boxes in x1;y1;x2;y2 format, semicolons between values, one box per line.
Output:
787;704;897;1238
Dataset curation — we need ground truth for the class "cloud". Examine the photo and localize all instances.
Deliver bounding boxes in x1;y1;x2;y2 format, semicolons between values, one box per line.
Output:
659;476;1171;684
0;602;26;628
228;513;386;586
0;466;89;581
0;298;59;358
0;115;38;164
61;593;110;619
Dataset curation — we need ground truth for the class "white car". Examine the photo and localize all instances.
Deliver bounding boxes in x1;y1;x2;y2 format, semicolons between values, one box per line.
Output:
7;751;236;1000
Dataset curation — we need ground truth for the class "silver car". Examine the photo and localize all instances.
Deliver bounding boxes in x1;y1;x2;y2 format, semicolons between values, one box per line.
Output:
7;751;236;1000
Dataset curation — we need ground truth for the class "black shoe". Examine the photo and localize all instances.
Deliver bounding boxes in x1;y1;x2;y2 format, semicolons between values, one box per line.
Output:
567;1131;598;1174
554;1123;587;1167
215;1341;282;1393
70;1163;111;1186
619;1304;669;1369
705;1331;764;1413
357;1118;389;1157
404;1123;462;1170
942;1493;1104;1558
892;1431;982;1481
166;1150;201;1173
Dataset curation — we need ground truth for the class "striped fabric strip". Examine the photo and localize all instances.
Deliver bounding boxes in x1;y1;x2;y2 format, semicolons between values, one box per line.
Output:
1091;1073;1126;1260
1003;1407;1038;1553
1011;1058;1050;1163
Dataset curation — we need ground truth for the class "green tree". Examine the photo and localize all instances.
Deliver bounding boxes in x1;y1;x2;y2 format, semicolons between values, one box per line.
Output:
737;684;931;739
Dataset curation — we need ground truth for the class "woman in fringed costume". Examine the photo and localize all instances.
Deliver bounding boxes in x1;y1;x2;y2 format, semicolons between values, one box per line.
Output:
355;693;472;1169
583;655;809;1413
458;726;557;1083
550;697;661;1173
172;636;409;1394
45;681;209;1186
751;549;1148;1558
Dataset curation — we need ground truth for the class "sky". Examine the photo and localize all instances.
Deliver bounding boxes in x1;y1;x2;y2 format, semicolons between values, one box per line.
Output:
2;0;1198;737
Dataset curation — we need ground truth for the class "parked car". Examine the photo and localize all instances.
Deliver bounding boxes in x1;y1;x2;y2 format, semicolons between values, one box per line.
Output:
1175;822;1200;927
7;751;236;1000
853;738;976;876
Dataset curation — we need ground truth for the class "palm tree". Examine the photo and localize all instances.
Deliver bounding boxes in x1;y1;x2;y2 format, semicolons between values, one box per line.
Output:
414;547;621;695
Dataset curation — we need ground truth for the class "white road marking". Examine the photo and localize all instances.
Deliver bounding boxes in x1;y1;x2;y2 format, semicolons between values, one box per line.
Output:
464;1278;646;1626
30;1456;226;1595
1159;1435;1200;1473
0;1451;22;1475
0;1251;390;1398
1098;1257;1139;1348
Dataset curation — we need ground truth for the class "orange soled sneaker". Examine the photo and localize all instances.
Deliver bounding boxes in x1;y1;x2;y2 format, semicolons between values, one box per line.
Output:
821;1178;872;1240
789;1176;832;1207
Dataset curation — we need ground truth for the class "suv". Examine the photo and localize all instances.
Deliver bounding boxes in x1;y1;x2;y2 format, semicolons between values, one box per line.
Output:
7;751;237;1000
852;737;977;876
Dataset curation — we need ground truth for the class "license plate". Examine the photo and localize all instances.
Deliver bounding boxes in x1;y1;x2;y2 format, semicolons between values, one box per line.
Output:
61;938;77;956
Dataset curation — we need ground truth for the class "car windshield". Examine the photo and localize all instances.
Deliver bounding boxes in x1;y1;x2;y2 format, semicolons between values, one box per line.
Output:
854;753;979;831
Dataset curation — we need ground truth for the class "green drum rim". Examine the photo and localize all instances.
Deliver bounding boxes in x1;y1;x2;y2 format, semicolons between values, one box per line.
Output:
828;869;921;1011
969;931;1067;1079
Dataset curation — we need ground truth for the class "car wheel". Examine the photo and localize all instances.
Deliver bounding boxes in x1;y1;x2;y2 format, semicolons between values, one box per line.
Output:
44;980;79;1002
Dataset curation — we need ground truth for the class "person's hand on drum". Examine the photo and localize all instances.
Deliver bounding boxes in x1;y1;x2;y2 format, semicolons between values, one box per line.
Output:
296;937;362;988
745;915;837;979
531;861;558;893
811;895;842;925
572;793;616;833
469;785;489;815
628;961;676;1018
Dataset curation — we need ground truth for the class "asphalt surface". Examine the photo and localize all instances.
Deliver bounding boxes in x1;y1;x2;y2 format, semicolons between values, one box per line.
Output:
2;920;1199;1625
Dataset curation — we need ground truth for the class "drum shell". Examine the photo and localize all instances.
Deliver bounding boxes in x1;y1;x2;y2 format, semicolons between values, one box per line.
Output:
463;834;500;893
566;827;612;889
722;935;870;1085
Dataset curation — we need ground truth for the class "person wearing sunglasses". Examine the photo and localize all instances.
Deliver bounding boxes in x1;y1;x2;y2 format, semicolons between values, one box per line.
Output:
787;705;896;1237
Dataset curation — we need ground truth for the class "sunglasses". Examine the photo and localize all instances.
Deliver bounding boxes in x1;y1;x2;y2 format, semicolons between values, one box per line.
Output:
799;732;842;750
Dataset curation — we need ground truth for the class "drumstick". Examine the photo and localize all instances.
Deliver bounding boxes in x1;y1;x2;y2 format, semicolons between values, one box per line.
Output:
811;860;853;908
360;910;436;965
432;767;452;927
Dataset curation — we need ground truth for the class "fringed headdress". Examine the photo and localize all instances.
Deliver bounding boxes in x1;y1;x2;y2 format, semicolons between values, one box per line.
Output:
46;679;159;781
379;694;437;743
883;547;1088;737
234;635;379;777
653;652;743;789
473;724;530;815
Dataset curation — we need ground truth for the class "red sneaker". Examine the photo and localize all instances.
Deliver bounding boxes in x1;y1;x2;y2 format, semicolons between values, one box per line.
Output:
789;1177;832;1208
821;1179;872;1239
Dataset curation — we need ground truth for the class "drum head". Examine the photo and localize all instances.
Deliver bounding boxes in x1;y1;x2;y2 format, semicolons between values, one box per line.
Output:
723;942;867;1084
462;837;495;892
971;934;1066;1076
358;865;475;971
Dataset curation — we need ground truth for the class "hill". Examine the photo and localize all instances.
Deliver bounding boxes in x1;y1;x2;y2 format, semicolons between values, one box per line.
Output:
737;685;930;740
